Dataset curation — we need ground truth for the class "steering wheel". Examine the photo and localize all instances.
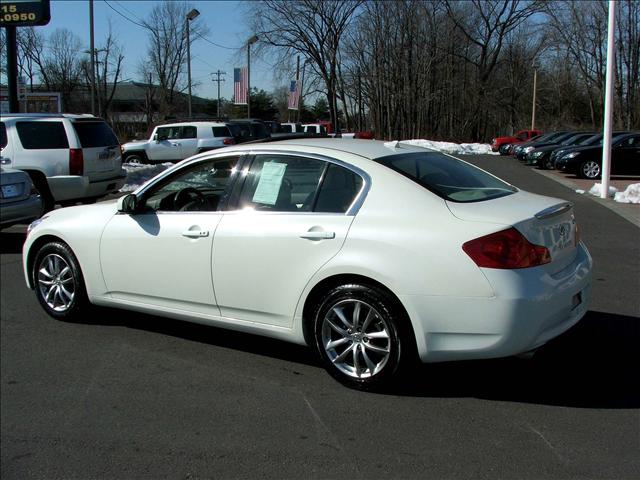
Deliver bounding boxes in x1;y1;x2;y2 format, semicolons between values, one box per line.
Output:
174;187;206;211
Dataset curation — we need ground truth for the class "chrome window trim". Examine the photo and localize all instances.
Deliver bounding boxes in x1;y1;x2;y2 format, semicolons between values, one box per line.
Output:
136;148;371;216
232;149;371;216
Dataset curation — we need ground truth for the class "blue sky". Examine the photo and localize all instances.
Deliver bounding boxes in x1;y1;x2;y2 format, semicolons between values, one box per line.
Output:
37;0;279;100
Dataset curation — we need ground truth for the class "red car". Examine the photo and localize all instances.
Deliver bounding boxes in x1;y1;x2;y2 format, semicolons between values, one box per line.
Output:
491;129;542;152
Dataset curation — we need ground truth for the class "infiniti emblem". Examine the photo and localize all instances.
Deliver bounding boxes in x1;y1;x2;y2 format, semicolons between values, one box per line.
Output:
559;225;567;237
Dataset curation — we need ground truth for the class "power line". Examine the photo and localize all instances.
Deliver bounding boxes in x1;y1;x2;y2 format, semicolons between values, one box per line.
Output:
192;30;238;50
103;0;146;29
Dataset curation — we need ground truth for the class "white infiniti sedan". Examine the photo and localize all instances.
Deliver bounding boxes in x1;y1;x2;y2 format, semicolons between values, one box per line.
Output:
23;139;592;389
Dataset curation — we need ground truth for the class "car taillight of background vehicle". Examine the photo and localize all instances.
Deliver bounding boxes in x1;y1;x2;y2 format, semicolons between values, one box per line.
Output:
69;148;84;176
462;227;551;269
223;138;235;145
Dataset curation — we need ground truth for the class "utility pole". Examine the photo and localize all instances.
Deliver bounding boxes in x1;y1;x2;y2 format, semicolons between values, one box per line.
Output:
211;70;226;119
89;0;96;115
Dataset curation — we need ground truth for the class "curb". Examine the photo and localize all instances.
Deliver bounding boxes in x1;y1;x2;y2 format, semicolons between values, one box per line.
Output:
532;168;640;229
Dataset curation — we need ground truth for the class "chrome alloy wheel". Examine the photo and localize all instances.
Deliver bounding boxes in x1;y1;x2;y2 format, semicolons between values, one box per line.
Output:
37;253;75;312
582;160;601;179
321;299;392;379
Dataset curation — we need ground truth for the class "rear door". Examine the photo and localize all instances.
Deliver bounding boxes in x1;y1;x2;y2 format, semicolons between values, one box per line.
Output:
177;125;199;158
212;153;365;327
71;120;121;182
612;135;640;174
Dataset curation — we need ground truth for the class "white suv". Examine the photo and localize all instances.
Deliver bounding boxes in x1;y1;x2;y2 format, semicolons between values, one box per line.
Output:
121;121;236;163
0;114;125;211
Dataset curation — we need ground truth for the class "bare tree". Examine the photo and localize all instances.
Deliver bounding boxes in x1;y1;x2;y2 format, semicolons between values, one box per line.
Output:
41;29;84;110
250;0;363;133
142;1;207;117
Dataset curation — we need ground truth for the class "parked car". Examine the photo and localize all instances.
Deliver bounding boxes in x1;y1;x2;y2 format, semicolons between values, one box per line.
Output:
0;114;125;212
549;132;630;169
491;129;542;153
526;132;596;168
23;139;592;390
554;132;640;179
511;132;571;158
302;123;328;134
226;120;271;143
0;167;42;229
515;131;575;161
122;121;236;163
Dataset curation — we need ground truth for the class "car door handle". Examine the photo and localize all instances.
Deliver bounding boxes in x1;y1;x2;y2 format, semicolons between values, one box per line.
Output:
182;230;209;238
299;231;335;240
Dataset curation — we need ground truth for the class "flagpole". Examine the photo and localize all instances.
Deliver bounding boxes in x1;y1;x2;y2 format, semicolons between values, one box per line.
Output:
600;0;616;199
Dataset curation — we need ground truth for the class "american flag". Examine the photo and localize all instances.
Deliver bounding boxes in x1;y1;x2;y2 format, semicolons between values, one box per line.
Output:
287;79;300;110
234;67;248;105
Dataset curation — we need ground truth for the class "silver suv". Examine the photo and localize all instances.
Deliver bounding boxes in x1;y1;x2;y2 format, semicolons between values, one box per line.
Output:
0;114;126;211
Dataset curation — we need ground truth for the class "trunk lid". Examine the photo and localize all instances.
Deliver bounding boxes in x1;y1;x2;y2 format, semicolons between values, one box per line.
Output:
447;190;578;273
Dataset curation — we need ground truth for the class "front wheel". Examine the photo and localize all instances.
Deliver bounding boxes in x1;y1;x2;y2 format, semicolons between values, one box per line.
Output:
541;156;555;170
579;160;601;179
32;241;90;321
312;284;414;390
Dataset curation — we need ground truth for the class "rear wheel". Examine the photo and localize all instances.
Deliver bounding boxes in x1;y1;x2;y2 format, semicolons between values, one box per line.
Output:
542;156;555;170
32;241;90;321
579;160;601;179
312;284;414;390
28;173;55;213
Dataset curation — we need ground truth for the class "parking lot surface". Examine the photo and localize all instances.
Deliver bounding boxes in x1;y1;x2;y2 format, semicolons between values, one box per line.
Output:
1;154;638;479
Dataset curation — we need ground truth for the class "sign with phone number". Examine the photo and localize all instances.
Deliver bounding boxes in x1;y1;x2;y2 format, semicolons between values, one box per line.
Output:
0;0;50;27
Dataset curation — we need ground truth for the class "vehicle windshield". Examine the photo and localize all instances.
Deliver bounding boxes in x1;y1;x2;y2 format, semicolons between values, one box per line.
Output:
375;151;516;203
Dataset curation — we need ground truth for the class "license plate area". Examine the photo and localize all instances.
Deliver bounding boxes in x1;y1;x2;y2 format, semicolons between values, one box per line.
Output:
1;184;21;198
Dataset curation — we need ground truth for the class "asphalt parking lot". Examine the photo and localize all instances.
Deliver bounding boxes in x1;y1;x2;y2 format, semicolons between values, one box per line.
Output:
1;154;638;479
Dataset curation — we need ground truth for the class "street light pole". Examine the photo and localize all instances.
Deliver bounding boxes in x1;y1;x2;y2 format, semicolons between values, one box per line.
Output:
531;62;539;131
89;0;96;115
246;35;258;119
601;0;616;199
186;8;200;119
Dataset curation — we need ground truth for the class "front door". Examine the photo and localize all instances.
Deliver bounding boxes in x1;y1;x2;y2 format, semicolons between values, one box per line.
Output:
147;126;182;161
100;155;241;315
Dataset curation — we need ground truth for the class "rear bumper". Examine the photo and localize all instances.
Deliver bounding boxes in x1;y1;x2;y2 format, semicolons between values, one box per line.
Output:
401;242;593;363
48;171;126;201
0;195;42;227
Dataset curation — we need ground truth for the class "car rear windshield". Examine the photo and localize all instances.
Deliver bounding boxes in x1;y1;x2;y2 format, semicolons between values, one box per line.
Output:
212;126;231;137
375;151;517;203
72;121;119;148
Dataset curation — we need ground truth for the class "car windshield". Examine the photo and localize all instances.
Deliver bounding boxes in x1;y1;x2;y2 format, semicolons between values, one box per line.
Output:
375;151;516;203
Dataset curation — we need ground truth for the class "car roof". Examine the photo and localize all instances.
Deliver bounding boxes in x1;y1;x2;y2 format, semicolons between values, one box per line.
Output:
227;138;433;160
155;121;227;127
1;113;99;120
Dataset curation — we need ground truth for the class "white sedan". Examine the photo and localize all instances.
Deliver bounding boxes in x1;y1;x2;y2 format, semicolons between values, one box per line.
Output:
23;139;592;389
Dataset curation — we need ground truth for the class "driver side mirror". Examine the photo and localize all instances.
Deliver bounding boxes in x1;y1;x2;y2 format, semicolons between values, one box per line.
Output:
117;193;139;214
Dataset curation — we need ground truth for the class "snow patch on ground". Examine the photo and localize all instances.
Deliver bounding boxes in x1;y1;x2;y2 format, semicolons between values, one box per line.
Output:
121;162;174;192
588;183;619;198
391;139;498;155
613;183;640;204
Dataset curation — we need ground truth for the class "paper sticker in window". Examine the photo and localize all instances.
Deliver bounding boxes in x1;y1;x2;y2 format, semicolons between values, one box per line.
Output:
252;162;287;205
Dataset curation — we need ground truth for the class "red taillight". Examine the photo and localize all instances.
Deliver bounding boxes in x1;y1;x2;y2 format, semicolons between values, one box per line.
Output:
223;138;235;145
69;148;84;176
462;227;551;269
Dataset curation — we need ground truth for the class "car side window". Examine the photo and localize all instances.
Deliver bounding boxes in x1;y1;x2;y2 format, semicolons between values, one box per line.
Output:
0;122;7;149
141;156;240;213
237;155;326;212
182;126;197;139
618;135;639;147
314;164;364;213
15;121;69;149
156;126;181;141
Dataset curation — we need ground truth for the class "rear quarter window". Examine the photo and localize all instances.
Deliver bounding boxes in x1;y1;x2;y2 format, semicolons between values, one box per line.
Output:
0;123;7;149
72;121;119;147
16;121;69;149
212;126;231;137
376;151;516;203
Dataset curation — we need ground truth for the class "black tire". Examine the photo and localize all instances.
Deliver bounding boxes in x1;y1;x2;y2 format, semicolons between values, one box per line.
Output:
29;173;55;213
541;156;555;170
312;283;415;390
578;160;601;179
125;153;145;164
32;241;90;321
